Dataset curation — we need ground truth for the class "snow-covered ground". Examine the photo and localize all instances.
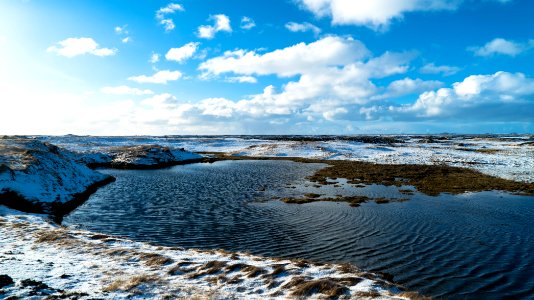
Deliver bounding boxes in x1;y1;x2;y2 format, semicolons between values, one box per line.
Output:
1;135;531;299
38;135;534;182
0;209;413;299
0;138;204;213
78;144;203;168
0;138;112;210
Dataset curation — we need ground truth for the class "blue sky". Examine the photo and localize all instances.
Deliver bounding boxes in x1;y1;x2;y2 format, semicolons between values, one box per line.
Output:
0;0;533;135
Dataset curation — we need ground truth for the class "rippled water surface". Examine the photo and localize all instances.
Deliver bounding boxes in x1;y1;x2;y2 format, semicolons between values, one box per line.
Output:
64;160;534;298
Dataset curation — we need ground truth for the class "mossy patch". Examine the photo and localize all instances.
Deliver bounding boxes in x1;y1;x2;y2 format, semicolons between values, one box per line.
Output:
209;154;534;197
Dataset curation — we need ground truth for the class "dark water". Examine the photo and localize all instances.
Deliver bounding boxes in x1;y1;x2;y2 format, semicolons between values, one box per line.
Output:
64;160;534;299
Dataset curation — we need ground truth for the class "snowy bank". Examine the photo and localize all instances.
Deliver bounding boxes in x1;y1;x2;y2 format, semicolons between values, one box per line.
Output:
37;135;534;183
0;211;417;299
80;145;205;169
0;138;114;215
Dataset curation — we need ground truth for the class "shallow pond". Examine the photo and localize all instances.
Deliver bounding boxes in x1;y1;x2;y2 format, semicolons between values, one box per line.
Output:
64;160;534;298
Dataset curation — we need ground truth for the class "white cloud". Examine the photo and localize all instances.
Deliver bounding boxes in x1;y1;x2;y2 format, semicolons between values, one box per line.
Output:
101;86;154;96
193;37;414;122
404;71;534;117
165;42;200;63
114;25;128;35
47;38;117;57
240;17;256;30
115;25;132;43
150;53;160;63
128;70;183;84
296;0;511;30
141;93;178;107
420;63;460;76
296;0;459;29
199;36;370;77
469;38;532;57
197;14;232;39
226;76;258;84
285;22;321;35
156;3;184;32
375;78;443;99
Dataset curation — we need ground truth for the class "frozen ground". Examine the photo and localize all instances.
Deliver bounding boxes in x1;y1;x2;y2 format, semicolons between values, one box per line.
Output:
0;138;203;213
38;135;534;182
0;208;413;299
0;138;112;208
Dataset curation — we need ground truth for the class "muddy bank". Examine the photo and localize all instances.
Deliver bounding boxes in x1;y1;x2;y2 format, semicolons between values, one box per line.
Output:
208;154;534;200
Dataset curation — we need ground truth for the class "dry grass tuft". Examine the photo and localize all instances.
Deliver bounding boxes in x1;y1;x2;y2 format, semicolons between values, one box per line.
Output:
396;291;432;300
106;248;131;257
35;229;69;243
355;290;382;298
103;274;160;293
374;197;389;204
242;265;266;278
188;261;228;279
138;253;174;267
270;265;287;277
290;278;349;298
337;263;357;274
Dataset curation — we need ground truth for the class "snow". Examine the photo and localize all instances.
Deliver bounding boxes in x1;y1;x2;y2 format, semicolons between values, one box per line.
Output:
78;145;203;167
36;135;533;182
0;211;411;299
0;138;112;204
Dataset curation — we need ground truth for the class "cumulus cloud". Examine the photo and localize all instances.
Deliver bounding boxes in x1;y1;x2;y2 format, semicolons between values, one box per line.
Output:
469;38;533;57
115;25;132;43
240;17;256;30
296;0;459;29
374;78;443;99
285;22;321;35
225;76;258;84
197;14;232;39
296;0;511;30
199;36;370;77
101;86;154;96
114;25;128;35
150;53;160;63
192;36;415;123
420;63;460;76
47;38;117;57
401;71;534;118
165;42;200;63
128;70;183;84
156;3;184;32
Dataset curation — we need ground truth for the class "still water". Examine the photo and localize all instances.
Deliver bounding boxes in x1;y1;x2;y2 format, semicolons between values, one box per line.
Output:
64;160;534;298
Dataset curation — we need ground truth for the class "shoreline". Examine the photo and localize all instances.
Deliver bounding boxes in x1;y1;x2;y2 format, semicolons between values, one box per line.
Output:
0;211;419;299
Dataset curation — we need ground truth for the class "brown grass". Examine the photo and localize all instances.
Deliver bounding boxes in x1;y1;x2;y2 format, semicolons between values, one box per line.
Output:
337;263;357;274
271;265;287;277
355;290;382;298
374;198;389;204
396;291;432;300
35;229;69;243
103;274;160;293
210;155;534;197
475;149;501;154
138;253;174;267
289;278;349;298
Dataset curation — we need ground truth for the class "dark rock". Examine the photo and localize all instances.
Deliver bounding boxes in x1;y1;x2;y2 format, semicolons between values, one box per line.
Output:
0;275;14;288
